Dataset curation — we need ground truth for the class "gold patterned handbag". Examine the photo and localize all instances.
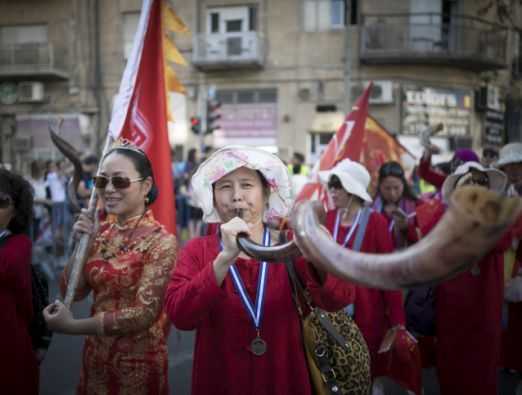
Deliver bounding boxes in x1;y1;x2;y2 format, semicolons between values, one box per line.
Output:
286;261;371;395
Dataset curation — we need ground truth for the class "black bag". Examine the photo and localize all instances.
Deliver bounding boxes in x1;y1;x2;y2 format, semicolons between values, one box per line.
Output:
0;233;53;350
404;285;436;336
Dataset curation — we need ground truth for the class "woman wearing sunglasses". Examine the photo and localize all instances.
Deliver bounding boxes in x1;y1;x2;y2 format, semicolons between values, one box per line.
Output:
421;162;515;395
0;168;39;395
164;146;357;395
318;159;416;394
43;141;177;395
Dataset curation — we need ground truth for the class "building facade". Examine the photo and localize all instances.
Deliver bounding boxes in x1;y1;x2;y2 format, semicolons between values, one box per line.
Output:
0;0;521;170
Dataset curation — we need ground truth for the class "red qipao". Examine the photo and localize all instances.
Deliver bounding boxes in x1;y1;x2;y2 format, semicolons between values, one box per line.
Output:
324;210;406;377
0;234;38;395
421;209;511;395
164;234;355;395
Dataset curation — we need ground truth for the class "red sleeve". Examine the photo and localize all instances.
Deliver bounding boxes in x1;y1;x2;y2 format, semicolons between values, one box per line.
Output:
0;235;33;322
293;257;355;312
372;213;406;326
419;152;446;189
164;237;226;330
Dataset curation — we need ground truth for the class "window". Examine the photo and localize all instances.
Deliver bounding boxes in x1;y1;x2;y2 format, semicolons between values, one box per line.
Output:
210;13;220;33
123;12;140;59
216;88;277;104
0;24;48;45
303;0;345;32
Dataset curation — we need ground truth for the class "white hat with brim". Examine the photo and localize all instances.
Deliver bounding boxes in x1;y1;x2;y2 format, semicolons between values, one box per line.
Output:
441;161;507;202
190;145;292;223
319;159;372;203
495;142;522;168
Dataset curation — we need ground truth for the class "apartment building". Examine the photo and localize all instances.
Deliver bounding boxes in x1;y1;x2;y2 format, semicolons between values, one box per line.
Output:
0;0;521;169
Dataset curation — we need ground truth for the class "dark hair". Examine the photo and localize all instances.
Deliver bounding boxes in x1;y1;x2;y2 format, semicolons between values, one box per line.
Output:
377;161;417;202
187;148;198;164
0;168;34;235
83;154;98;166
104;148;158;205
293;152;305;163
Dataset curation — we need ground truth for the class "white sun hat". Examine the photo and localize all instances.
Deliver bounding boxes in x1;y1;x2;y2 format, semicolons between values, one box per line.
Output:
319;159;372;202
441;161;507;202
495;142;522;168
190;145;292;223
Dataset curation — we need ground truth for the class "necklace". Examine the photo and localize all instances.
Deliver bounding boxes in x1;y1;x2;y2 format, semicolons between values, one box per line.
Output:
99;210;148;259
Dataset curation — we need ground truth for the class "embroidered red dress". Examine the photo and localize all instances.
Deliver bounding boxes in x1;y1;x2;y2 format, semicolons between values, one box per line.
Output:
164;233;355;395
0;234;38;395
60;211;176;395
324;209;406;377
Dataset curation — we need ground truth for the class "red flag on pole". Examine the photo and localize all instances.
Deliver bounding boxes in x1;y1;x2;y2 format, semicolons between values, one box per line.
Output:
108;0;187;235
295;82;373;203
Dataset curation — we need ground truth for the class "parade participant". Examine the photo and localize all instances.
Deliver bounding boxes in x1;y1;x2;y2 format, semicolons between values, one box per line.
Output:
0;168;39;395
495;142;522;376
418;146;479;190
319;159;416;393
373;161;420;249
164;146;355;395
426;162;509;395
43;140;177;395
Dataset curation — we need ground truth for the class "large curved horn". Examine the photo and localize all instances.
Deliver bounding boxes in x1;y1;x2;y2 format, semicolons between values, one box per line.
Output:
49;122;84;213
236;206;327;262
291;186;522;290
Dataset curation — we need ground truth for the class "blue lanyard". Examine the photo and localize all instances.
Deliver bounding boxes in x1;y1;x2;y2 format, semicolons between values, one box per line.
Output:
333;209;361;248
225;227;270;330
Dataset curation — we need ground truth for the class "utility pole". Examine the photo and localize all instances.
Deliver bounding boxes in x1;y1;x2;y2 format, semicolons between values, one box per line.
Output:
344;15;354;112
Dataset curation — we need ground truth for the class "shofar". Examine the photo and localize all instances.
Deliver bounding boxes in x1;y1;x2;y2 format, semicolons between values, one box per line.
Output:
290;185;522;290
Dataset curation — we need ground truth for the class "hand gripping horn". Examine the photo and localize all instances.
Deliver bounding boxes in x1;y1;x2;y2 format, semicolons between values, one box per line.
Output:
290;186;522;290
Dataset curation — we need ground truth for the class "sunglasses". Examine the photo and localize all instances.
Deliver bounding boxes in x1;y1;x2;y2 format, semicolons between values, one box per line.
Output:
93;175;144;190
327;179;344;190
0;193;12;209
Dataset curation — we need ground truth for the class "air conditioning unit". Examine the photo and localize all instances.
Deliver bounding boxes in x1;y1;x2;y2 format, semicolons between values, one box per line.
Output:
17;82;45;103
350;80;394;104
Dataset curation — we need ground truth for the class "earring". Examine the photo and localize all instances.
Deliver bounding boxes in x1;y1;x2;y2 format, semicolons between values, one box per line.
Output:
145;196;150;205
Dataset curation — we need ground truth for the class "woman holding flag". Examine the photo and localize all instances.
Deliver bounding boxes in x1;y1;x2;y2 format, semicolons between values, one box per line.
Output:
43;140;177;395
165;145;355;395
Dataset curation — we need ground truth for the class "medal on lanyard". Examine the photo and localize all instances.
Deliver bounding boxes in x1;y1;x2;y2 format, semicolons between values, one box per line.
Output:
333;209;361;248
227;227;270;356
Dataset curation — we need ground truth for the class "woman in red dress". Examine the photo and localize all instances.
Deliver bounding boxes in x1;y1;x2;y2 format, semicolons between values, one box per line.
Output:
318;159;410;393
43;141;176;395
425;162;509;395
164;146;355;395
0;168;39;395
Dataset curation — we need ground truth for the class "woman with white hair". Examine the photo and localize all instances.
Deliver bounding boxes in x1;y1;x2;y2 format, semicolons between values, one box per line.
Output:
424;162;512;395
164;146;357;395
319;159;418;393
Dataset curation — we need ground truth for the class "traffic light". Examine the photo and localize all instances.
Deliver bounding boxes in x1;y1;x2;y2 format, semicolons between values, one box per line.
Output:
206;100;221;135
190;116;201;135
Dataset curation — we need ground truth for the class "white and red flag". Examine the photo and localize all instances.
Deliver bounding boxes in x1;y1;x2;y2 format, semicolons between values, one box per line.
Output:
108;0;187;234
295;83;373;205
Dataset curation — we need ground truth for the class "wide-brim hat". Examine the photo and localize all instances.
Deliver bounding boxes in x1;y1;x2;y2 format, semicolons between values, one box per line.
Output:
318;159;372;202
495;142;522;168
442;161;507;202
191;145;292;223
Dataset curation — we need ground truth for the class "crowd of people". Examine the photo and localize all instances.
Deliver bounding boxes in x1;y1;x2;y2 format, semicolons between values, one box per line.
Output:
1;138;522;395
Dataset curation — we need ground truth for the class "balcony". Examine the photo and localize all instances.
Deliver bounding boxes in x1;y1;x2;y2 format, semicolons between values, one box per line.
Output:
0;43;69;80
360;13;507;71
192;31;265;71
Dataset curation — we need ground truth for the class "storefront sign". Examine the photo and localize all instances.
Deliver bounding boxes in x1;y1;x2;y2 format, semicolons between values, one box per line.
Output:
402;86;472;136
483;109;505;146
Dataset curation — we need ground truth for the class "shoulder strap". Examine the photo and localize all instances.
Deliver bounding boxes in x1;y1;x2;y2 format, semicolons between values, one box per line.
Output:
353;207;371;252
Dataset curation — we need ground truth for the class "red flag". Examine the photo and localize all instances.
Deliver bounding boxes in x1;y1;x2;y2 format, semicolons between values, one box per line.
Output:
108;0;187;235
361;115;413;194
295;83;373;203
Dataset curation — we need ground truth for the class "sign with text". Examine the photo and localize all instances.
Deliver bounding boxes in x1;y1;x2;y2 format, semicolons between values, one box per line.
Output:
218;103;277;137
402;86;472;136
